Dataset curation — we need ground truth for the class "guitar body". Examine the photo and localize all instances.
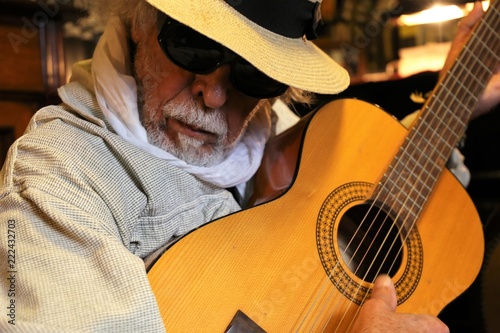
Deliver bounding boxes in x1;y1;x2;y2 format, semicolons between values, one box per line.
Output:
148;99;484;332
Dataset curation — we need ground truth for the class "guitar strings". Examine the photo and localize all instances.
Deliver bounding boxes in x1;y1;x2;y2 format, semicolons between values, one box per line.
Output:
323;52;467;333
301;76;461;331
337;10;499;332
298;6;499;331
338;53;470;333
295;166;405;331
296;5;496;330
374;0;500;292
341;11;499;330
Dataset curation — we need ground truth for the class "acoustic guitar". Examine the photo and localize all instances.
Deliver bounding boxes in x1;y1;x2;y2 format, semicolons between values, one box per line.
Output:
148;3;498;331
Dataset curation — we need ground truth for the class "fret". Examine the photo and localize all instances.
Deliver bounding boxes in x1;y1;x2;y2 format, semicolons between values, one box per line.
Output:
425;97;462;122
376;184;423;217
372;1;498;228
393;198;421;218
436;83;471;113
383;164;433;200
458;47;491;83
395;148;442;181
439;84;477;118
383;173;430;204
461;51;493;85
424;102;466;134
483;10;500;41
401;149;442;176
413;117;457;154
430;78;478;127
402;138;427;162
374;186;421;233
406;127;453;164
440;71;481;106
432;88;473;137
383;169;431;197
472;35;499;64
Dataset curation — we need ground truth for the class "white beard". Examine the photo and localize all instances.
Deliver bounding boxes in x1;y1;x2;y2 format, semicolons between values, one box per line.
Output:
141;97;242;167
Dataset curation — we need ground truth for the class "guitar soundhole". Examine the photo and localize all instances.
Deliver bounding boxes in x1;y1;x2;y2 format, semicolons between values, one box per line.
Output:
337;203;402;281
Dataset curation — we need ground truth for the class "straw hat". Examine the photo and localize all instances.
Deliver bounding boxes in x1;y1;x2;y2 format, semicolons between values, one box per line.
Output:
145;0;350;95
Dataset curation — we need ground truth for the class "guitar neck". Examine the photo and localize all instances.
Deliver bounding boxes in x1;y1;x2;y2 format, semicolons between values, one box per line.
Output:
373;2;499;233
422;0;499;154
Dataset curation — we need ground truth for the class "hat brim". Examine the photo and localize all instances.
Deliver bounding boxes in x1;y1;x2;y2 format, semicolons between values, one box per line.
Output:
146;0;350;95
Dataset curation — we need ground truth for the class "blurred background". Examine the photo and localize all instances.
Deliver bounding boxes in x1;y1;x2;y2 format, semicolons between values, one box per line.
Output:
0;0;499;331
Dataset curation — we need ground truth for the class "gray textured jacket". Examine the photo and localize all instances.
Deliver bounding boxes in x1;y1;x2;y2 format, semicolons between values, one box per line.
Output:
0;62;240;332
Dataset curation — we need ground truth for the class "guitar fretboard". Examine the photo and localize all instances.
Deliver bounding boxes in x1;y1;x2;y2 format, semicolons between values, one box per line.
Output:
373;2;500;233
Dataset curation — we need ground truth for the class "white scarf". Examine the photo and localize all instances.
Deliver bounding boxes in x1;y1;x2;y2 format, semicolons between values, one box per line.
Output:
91;17;271;188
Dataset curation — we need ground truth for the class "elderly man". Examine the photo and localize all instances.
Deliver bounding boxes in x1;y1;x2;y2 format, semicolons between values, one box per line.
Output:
0;0;498;332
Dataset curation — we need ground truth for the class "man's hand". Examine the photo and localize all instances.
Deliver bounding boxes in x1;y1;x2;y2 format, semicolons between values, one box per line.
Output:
441;2;500;119
351;275;449;333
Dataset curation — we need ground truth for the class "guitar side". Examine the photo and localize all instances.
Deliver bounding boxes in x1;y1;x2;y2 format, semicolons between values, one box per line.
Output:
147;99;484;332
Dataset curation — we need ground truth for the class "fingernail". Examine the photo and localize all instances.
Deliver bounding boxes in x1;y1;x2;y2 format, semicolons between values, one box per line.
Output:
377;275;392;287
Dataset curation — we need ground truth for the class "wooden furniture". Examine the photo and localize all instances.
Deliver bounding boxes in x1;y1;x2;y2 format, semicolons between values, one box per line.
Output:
0;1;66;166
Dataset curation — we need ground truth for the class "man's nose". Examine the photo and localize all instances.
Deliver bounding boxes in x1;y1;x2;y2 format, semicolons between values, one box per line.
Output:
191;65;232;109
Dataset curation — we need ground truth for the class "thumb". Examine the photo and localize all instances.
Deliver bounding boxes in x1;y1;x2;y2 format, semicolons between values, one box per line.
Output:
370;275;397;311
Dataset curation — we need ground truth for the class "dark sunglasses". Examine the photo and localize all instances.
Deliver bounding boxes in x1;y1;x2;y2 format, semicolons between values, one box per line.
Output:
157;16;288;99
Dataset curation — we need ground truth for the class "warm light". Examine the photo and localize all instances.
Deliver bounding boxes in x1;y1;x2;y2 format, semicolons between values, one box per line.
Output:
397;1;491;26
397;5;466;26
465;0;490;11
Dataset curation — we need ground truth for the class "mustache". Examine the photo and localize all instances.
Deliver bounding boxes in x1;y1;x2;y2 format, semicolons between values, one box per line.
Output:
163;99;228;137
